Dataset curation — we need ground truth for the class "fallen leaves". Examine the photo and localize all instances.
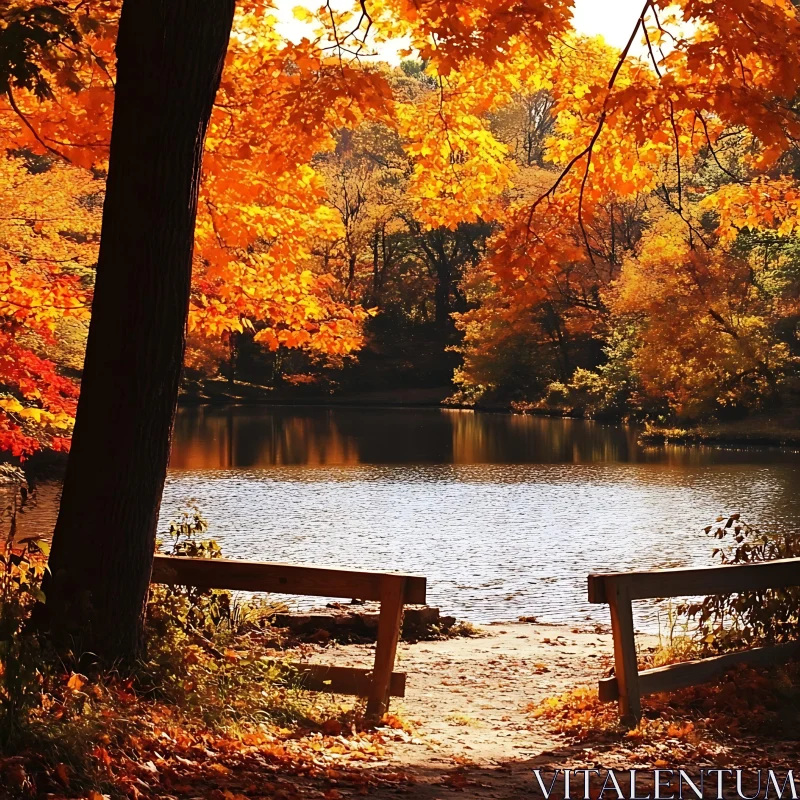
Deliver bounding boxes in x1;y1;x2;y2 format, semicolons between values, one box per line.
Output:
66;672;87;692
529;660;800;768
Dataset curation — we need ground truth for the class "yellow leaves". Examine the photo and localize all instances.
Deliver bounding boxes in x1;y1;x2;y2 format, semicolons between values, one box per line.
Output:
605;210;797;418
572;83;591;99
666;721;695;739
379;0;572;76
3;0;796;447
704;178;800;242
0;397;24;415
0;398;74;430
292;5;313;21
398;92;514;228
191;246;368;357
66;673;87;692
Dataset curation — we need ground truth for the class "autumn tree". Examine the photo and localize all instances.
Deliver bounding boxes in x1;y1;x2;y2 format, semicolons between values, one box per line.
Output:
297;66;496;391
3;0;573;658
491;89;555;168
0;4;102;459
0;153;96;457
455;2;800;418
7;0;800;659
35;0;236;659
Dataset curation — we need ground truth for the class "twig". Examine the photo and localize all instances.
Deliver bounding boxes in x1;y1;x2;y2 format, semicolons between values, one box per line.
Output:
526;0;652;240
695;111;745;183
185;623;225;659
6;88;70;163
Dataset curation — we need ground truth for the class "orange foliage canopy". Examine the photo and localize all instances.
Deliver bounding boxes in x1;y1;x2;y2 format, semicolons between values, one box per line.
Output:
455;0;800;414
0;0;575;457
2;0;799;453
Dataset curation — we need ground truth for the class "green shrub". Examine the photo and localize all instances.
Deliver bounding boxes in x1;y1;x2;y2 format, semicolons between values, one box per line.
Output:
680;515;800;653
0;480;50;747
149;505;284;641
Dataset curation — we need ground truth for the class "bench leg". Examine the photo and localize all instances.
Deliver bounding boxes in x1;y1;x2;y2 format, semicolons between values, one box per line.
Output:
608;580;641;725
366;574;406;720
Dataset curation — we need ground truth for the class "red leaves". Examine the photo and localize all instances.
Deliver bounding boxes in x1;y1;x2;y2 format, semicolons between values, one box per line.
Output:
0;331;79;459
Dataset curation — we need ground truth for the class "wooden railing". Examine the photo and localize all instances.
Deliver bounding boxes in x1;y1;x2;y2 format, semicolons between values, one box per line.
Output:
588;557;800;723
151;554;427;719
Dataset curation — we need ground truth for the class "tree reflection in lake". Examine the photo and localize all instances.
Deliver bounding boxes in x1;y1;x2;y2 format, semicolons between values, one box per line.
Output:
8;406;799;628
170;405;797;468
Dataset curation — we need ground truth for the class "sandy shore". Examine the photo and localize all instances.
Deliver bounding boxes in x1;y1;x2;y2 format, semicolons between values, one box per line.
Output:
289;621;661;798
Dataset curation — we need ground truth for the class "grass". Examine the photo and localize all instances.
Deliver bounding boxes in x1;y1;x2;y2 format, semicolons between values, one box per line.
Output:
640;411;800;447
642;604;699;669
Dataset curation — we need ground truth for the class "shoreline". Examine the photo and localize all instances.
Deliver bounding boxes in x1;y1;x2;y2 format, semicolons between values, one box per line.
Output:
178;384;800;451
639;418;800;449
10;393;797;479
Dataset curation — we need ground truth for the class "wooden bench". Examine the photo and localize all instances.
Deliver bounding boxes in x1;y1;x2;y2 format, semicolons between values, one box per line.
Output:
588;557;800;724
151;554;427;719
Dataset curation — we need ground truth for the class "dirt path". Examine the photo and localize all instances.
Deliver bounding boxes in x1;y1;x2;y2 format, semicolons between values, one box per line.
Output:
297;622;658;798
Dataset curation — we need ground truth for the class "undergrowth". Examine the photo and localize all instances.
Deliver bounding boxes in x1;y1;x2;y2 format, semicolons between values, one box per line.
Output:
529;661;800;747
0;489;401;798
529;515;800;757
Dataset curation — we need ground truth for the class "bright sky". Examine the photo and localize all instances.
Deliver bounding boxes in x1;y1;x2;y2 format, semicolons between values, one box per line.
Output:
572;0;645;50
273;0;647;61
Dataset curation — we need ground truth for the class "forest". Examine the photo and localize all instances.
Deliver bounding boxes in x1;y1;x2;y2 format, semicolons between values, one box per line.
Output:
2;0;799;464
1;0;800;797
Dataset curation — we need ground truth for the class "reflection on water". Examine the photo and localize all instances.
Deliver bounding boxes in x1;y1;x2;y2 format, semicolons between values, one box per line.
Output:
168;407;799;627
9;406;800;629
170;405;798;468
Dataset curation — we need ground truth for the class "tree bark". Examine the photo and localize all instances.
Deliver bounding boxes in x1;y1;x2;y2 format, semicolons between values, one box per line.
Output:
37;0;235;662
432;234;453;327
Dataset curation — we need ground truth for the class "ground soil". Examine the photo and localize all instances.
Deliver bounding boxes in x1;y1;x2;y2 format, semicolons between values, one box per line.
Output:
291;622;646;799
286;622;799;799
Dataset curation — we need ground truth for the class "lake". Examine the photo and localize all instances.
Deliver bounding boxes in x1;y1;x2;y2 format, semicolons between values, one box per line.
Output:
12;405;800;630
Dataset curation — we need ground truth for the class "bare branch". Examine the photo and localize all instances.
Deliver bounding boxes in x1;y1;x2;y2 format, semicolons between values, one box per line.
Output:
6;88;71;163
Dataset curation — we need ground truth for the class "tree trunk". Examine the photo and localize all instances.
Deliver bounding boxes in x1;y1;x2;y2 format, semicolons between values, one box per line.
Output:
434;251;452;327
37;0;235;662
371;228;380;304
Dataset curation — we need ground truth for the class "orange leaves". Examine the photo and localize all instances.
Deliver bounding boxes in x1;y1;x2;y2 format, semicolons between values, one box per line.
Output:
489;0;800;285
189;6;391;367
704;178;800;243
3;0;798;447
533;662;800;763
454;0;800;413
654;0;800;146
191;256;369;359
66;672;88;692
0;0;120;167
399;96;513;229
606;211;797;419
376;0;573;76
0;153;93;457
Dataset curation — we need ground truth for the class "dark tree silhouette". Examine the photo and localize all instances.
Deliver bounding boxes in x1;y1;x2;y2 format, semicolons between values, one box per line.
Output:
37;0;235;661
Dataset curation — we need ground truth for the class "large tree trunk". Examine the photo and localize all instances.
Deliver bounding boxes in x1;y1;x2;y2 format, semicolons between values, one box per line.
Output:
38;0;235;662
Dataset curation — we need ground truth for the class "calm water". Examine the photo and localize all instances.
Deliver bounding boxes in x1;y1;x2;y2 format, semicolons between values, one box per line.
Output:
12;406;800;629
